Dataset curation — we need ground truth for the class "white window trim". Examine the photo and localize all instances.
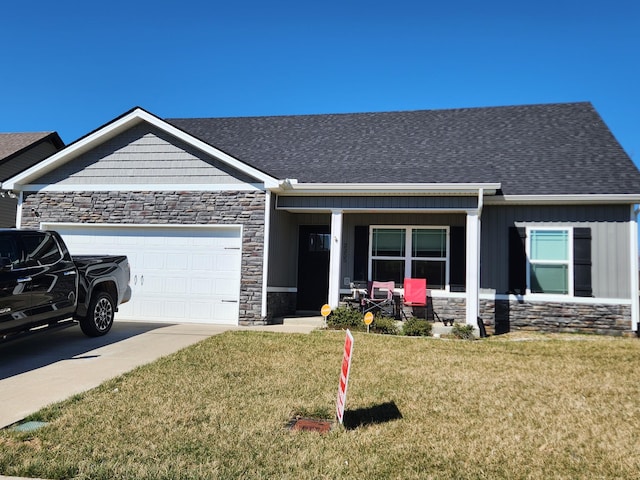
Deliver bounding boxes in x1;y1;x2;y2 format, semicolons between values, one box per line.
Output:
525;226;574;296
368;225;450;290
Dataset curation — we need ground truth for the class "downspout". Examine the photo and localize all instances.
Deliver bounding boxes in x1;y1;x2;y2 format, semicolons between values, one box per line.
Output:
631;206;639;333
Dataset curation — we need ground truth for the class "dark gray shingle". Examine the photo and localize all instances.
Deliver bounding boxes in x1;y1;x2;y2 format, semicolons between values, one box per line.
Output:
167;102;640;196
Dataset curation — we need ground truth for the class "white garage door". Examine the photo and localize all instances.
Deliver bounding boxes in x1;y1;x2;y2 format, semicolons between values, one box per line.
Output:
45;224;242;325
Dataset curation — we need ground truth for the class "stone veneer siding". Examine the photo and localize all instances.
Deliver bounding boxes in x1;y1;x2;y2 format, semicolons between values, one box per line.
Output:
21;191;266;324
400;296;632;336
481;298;633;337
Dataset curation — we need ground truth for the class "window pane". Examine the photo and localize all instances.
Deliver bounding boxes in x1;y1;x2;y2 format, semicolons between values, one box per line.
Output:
531;264;568;294
412;260;445;289
412;229;446;257
530;230;568;261
372;228;405;257
308;233;330;252
0;234;22;267
372;259;404;284
23;233;62;266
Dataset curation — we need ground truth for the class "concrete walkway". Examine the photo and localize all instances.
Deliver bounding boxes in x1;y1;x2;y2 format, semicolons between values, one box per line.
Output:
0;317;321;430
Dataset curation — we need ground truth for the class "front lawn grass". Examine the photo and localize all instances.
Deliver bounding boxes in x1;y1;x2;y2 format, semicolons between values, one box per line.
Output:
1;330;639;479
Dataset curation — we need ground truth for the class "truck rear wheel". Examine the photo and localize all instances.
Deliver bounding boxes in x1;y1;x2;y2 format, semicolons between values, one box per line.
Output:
80;292;115;337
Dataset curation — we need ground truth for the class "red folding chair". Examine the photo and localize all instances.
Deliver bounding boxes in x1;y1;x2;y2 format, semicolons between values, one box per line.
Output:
403;278;427;309
401;278;441;322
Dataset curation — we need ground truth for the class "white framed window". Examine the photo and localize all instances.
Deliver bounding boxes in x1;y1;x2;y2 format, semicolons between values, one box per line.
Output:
526;227;573;295
369;226;449;289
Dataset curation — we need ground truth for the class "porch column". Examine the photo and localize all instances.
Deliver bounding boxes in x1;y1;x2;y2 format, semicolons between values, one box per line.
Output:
630;206;639;332
465;211;480;326
328;209;343;309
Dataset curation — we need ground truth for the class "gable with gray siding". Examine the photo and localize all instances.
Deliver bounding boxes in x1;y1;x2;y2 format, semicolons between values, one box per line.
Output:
33;124;260;186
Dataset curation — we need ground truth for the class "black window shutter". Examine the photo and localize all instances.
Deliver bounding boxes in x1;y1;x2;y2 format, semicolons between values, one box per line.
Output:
573;227;592;297
353;226;369;283
449;226;466;292
508;227;527;294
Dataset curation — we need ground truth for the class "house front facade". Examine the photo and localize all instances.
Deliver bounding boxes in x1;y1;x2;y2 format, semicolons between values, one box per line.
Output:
2;103;639;335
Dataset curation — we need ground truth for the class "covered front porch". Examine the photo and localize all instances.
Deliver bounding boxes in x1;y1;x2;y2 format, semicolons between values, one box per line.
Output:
265;183;500;327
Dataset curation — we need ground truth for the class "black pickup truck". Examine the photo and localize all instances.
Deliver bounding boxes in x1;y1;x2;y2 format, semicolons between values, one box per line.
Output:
0;229;131;338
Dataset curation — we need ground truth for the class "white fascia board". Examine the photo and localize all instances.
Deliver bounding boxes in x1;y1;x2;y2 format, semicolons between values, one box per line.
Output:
4;108;280;191
21;183;264;193
273;182;501;196
485;194;640;205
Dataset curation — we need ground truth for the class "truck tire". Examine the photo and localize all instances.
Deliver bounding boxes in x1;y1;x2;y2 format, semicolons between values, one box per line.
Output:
80;291;115;337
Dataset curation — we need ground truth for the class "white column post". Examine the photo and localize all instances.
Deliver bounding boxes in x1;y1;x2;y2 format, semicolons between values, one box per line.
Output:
260;192;272;319
15;191;23;229
466;211;480;326
328;210;344;309
630;206;639;332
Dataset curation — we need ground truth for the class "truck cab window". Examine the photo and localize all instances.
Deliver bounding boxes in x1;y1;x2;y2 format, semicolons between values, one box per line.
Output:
22;233;62;266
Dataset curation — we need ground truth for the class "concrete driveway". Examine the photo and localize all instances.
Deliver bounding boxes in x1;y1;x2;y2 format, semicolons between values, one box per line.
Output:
0;318;320;429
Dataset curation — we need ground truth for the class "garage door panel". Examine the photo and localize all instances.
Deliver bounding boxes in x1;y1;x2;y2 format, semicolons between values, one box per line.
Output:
142;253;166;269
192;254;215;271
47;225;242;325
215;278;238;296
191;277;214;296
166;253;188;270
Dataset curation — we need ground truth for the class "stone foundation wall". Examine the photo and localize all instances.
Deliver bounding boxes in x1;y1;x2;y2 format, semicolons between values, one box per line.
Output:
480;298;632;336
405;295;632;336
21;191;266;324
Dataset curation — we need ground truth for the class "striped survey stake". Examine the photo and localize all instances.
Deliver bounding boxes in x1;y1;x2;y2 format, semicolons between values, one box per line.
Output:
336;329;354;424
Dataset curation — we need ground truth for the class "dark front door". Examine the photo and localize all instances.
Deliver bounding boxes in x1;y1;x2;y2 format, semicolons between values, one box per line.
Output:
296;225;330;312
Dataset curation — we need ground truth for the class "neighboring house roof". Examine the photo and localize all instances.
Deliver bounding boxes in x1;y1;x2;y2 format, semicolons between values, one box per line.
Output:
0;132;64;181
167;102;640;196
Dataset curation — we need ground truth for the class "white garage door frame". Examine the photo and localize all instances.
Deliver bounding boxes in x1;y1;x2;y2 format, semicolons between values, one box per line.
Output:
41;222;243;325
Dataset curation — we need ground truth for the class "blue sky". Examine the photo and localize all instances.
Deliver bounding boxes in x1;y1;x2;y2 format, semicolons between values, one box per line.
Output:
1;0;638;166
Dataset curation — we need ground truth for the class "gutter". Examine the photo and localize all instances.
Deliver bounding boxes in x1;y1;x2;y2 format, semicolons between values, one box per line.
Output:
271;181;501;196
485;194;640;205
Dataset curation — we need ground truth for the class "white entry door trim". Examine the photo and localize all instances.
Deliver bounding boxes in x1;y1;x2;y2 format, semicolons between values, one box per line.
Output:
41;223;243;325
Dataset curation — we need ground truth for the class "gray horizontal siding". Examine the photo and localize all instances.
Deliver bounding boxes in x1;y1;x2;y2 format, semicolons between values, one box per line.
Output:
33;123;258;186
276;195;477;210
481;204;633;299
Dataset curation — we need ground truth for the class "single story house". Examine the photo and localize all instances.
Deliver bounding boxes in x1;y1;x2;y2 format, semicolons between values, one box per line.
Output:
2;102;640;335
0;132;64;227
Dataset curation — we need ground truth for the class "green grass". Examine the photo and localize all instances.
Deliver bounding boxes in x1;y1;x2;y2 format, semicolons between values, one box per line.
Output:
1;330;640;479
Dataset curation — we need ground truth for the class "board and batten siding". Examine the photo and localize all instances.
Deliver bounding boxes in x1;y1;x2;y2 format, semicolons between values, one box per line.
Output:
33;123;258;186
276;195;477;210
268;207;330;287
481;204;632;299
267;208;467;290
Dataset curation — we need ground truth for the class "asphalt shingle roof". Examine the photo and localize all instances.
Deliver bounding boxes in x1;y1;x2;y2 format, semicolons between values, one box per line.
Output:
0;132;53;161
167;102;640;196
